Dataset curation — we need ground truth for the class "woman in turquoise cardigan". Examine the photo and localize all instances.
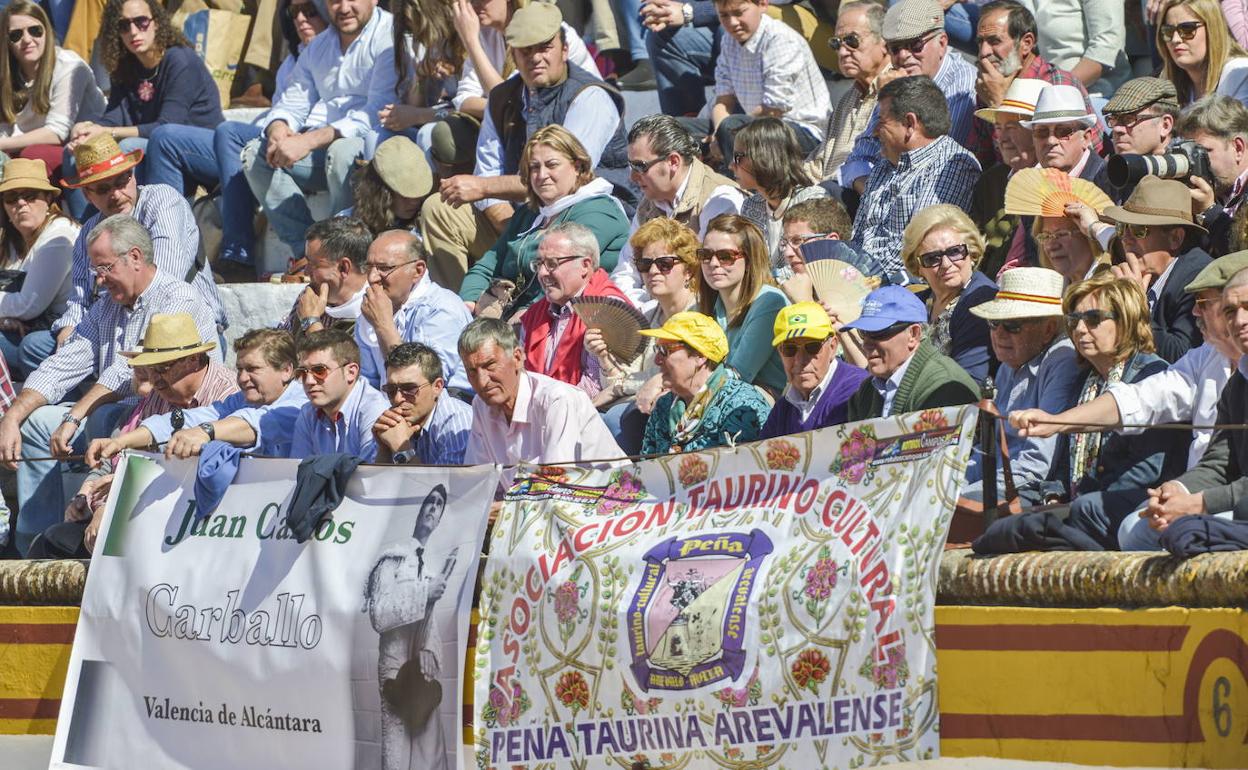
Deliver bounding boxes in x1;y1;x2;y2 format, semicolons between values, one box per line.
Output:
459;125;630;316
697;213;789;396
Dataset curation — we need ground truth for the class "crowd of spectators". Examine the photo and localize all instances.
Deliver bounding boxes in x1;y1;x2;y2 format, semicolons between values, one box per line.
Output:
2;0;1248;559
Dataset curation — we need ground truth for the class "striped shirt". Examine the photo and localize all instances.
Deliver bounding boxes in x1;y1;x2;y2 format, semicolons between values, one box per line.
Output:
25;271;222;404
53;184;226;332
393;392;473;466
289;378;390;461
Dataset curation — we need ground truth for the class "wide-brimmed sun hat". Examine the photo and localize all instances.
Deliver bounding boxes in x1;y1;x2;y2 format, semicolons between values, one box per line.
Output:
120;313;217;367
62;133;143;189
970;267;1065;320
974;78;1048;123
1101;175;1207;232
0;158;58;196
1020;84;1097;129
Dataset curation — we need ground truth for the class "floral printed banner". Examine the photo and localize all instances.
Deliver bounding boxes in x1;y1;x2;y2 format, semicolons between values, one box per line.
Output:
473;407;977;769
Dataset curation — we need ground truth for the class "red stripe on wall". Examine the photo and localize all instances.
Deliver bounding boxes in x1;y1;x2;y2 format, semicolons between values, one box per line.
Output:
0;698;60;720
0;623;77;645
941;713;1192;743
935;624;1189;652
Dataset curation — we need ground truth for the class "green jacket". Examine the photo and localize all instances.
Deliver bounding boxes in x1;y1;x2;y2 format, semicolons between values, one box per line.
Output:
846;341;979;422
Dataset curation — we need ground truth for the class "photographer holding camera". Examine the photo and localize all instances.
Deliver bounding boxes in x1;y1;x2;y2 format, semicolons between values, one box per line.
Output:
1102;78;1181;203
1175;95;1248;257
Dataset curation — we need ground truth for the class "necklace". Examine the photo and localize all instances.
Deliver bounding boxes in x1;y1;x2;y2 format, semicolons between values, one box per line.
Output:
137;61;160;102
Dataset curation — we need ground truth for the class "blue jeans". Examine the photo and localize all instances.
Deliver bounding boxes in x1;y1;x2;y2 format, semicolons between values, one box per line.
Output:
0;329;24;380
61;136;148;220
943;2;980;54
15;402;125;555
364;124;436;163
646;24;717;116
145;121;262;265
601;400;648;456
615;0;649;60
19;329;56;377
242;135;363;253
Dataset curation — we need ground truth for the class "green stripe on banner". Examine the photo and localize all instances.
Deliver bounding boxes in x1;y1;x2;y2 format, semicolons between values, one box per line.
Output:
101;455;161;558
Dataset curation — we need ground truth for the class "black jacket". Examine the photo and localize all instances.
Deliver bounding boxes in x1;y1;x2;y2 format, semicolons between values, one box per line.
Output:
1150;247;1212;363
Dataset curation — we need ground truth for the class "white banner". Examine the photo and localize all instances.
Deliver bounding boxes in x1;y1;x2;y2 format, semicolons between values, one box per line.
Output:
51;453;496;770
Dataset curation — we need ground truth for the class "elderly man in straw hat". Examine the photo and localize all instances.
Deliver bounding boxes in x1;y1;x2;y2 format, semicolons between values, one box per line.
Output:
0;214;222;555
1023;83;1112;195
26;313;238;558
963;267;1080;504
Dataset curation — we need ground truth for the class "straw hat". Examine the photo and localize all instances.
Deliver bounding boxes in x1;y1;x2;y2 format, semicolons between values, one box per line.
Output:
0;158;58;196
62;133;143;189
1019;85;1097;129
970;267;1065;320
1004;167;1114;217
120;313;217;366
974;78;1048;123
1101;176;1207;232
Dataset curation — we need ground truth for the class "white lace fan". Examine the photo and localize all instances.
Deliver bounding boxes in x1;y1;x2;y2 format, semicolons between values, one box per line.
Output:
568;296;649;363
804;259;874;323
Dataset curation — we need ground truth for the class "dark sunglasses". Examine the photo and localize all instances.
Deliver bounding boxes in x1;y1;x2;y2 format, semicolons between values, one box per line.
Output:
7;24;43;43
288;2;321;20
1161;21;1203;41
828;32;863;51
1065;309;1117;329
860;322;912;344
1032;123;1084;140
294;363;341;382
635;255;681;274
627;156;664;174
119;16;153;33
986;318;1037;334
2;189;42;205
653;342;687;361
1115;223;1151;239
886;31;935;57
697;248;744;265
84;169;133;197
778;339;827;357
382;381;428;399
1106;112;1162;130
917;243;969;269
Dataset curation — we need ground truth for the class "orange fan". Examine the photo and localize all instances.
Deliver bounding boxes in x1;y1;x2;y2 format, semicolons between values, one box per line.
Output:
1004;167;1113;217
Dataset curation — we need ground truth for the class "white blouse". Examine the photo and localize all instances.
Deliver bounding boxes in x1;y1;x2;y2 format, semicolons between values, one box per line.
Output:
0;216;79;321
0;48;105;142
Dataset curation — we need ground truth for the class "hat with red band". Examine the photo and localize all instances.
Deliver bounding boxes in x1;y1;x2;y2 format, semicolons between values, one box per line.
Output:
62;133;143;189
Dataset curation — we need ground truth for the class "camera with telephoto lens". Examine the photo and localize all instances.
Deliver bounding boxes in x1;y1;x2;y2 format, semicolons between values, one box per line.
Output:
1107;139;1214;190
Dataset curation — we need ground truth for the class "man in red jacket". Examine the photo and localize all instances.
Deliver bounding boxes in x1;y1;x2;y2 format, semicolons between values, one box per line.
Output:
519;222;631;397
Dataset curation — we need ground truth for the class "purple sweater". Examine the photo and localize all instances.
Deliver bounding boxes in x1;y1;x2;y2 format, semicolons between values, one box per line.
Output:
759;362;870;439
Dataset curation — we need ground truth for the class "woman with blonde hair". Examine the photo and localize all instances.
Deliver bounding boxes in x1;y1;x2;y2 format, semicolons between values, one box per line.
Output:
0;0;102;181
459;125;629;315
1157;0;1248;105
699;213;789;395
900;204;997;383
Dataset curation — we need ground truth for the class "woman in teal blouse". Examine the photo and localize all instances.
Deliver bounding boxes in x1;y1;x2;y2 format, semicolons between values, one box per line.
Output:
459;125;630;317
697;213;789;395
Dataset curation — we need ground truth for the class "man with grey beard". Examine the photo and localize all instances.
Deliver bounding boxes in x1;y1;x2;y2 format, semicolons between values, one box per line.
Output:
968;0;1104;163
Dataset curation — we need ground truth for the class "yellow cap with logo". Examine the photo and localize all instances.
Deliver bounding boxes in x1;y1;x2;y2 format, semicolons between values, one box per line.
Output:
772;302;835;347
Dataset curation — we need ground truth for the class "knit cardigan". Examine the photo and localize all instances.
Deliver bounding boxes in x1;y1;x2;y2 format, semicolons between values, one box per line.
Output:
845;341;979;422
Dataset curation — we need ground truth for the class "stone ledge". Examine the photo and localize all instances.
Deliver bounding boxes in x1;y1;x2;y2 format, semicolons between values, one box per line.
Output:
0;560;87;605
938;547;1248;608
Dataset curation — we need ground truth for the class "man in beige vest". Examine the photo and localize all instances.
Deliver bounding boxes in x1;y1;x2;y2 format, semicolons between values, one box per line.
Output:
609;115;744;308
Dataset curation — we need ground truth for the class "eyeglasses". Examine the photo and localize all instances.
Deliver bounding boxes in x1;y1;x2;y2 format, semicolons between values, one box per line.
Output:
778;339;827;357
119;16;153;33
1115;223;1151;240
828;32;863;51
1031;123;1084;140
148;357;189;376
697;248;744;265
1065;309;1117;330
382;381;429;399
7;24;43;43
84;169;133;197
1161;21;1203;41
859;323;912;344
529;254;585;273
1034;229;1075;245
917;243;969;269
287;2;321;20
779;232;828;250
635;255;682;274
653;342;687;361
89;257;125;277
886;31;936;57
2;190;40;205
986;318;1037;334
363;258;420;279
293;363;342;382
1106;112;1163;130
627;156;664;175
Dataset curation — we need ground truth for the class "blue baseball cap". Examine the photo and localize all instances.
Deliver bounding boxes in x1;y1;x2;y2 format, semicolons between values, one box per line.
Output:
841;285;927;333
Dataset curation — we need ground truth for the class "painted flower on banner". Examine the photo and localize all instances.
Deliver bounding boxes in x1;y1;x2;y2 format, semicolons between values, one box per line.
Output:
830;426;878;484
536;465;569;483
555;670;591;713
795;546;845;622
859;640;910;690
914;409;950;432
764;439;801;471
621;679;662;716
677;454;709;487
791;648;831;693
482;682;530;728
712;665;761;709
554;580;580;624
597;469;647;516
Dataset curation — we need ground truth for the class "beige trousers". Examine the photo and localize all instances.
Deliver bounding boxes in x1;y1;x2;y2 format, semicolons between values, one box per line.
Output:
419;195;500;293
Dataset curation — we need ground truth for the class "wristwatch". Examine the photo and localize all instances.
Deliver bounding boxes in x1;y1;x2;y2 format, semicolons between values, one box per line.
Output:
60;413;83;428
299;316;318;333
198;422;216;441
681;2;693;24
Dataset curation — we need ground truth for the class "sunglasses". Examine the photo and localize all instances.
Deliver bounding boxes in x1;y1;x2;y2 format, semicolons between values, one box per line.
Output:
1065;309;1117;330
84;169;133;197
294;363;342;382
7;24;43;43
778;339;827;357
148;357;189;376
119;16;153;33
636;255;681;274
1161;21;1203;41
1115;223;1152;239
1034;229;1075;245
288;2;321;20
828;32;863;51
917;243;969;269
2;189;42;205
1032;123;1085;140
697;248;744;265
986;318;1036;334
886;31;935;57
1106;112;1162;130
627;156;664;174
653;342;687;361
382;381;428;399
859;323;912;344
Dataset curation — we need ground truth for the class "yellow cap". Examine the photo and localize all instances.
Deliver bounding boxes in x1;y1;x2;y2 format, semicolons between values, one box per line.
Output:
639;311;729;363
772;302;834;347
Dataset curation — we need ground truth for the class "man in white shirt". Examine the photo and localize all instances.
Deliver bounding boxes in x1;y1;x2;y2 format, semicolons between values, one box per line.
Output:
243;0;395;255
460;318;622;491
